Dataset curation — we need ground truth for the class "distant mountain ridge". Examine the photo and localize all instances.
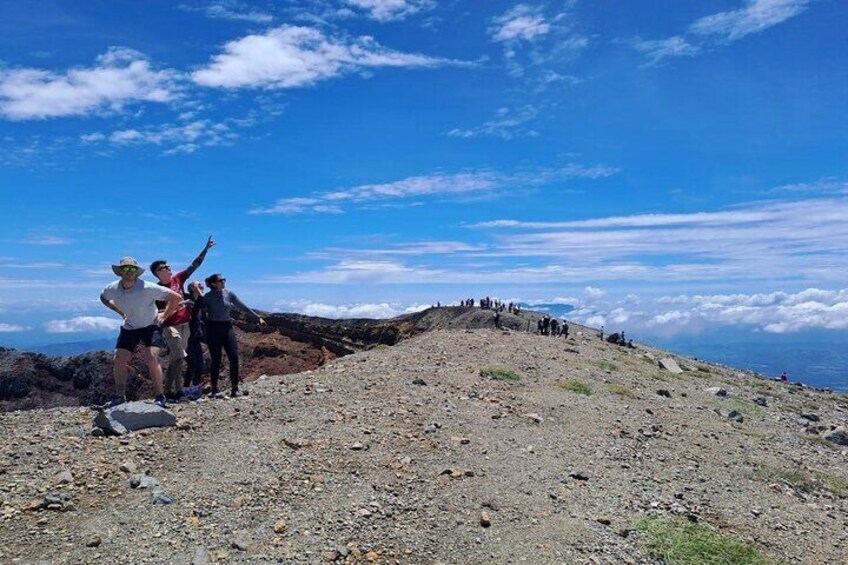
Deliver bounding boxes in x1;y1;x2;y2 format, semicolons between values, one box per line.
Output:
26;338;114;356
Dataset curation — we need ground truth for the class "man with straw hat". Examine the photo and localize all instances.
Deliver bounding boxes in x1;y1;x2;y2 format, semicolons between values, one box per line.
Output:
100;257;182;408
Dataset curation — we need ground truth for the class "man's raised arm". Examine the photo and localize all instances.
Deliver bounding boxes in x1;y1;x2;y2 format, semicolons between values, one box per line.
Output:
185;235;215;277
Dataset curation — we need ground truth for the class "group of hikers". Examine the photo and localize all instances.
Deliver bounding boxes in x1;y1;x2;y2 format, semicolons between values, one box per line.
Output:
536;314;569;337
99;236;266;408
460;297;521;315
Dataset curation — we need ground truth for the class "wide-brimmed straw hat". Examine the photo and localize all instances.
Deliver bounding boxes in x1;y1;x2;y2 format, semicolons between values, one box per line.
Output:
111;256;145;277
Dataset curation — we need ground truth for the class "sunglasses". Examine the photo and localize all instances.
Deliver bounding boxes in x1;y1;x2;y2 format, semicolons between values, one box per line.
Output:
120;266;140;274
157;265;171;272
213;278;226;284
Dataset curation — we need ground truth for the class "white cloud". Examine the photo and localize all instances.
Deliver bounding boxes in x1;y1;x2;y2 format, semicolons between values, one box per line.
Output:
251;164;618;214
192;25;459;89
279;299;428;319
265;260;442;284
198;0;274;23
446;105;539;140
22;235;74;245
83;119;242;155
569;288;848;336
584;286;606;300
491;5;551;43
343;0;434;22
0;323;29;333
44;316;123;333
631;36;699;66
690;0;809;42
0;48;178;120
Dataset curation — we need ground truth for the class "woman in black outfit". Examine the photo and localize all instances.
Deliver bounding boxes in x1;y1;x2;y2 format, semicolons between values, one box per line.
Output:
182;280;206;400
203;274;266;397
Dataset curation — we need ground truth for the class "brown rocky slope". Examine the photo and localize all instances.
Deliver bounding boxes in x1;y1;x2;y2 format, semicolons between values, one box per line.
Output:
0;318;846;564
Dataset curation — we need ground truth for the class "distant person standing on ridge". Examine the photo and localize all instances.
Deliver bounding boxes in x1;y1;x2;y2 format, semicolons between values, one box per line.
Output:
780;371;788;382
150;235;215;402
203;274;266;397
100;257;182;408
182;280;207;400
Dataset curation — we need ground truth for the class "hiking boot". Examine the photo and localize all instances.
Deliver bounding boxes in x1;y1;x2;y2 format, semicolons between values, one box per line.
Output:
108;395;126;408
154;395;168;408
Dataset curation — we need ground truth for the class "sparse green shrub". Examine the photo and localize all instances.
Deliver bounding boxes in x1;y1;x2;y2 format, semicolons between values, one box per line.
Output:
556;380;592;395
804;435;838;451
697;365;712;373
756;463;847;497
591;360;618;372
634;517;773;565
607;384;635;398
480;366;520;382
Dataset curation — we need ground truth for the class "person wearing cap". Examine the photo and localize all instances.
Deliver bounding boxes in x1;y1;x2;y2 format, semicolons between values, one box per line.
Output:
202;274;266;397
100;257;182;408
149;236;215;402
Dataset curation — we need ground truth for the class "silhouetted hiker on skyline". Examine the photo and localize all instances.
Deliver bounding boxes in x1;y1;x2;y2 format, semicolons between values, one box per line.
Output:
100;257;181;408
203;274;266;398
151;236;215;402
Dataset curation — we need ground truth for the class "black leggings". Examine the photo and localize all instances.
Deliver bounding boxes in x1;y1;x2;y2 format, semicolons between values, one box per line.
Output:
183;333;204;387
207;321;239;393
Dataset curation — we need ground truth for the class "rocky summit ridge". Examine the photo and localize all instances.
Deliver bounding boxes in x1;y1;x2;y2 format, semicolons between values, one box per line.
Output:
0;308;847;563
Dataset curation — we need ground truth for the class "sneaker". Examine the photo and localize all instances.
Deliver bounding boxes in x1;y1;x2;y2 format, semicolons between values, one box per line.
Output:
108;395;126;408
154;395;168;408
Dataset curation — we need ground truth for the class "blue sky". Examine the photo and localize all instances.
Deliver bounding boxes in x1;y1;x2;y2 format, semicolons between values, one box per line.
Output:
0;0;847;351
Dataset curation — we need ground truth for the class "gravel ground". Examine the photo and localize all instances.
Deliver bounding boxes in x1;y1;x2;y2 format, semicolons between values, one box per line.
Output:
1;327;847;564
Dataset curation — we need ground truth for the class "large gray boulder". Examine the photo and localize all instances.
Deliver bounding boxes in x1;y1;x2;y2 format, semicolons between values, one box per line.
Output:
658;358;683;374
93;401;176;435
822;426;848;446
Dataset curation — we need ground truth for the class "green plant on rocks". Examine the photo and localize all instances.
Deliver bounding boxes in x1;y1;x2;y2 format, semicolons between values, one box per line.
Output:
480;366;520;382
634;517;774;565
556;379;592;395
756;463;848;498
607;383;635;398
591;360;618;372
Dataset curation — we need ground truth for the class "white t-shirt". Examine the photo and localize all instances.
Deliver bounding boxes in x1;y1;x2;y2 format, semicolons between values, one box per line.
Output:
101;280;173;330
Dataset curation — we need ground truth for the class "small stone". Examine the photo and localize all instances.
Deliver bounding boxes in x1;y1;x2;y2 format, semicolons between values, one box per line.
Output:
727;410;744;423
753;397;768;407
91;428;105;437
569;471;590;481
231;535;250;551
192;547;210;565
412;378;427;386
273;518;288;533
480;511;491;527
56;470;74;485
350;442;366;451
323;549;340;561
85;535;102;548
705;387;727;397
365;551;378;561
119;461;137;474
524;413;543;424
800;413;820;422
656;389;671;398
596;517;611;526
822;426;848;446
357;508;373;518
151;488;172;505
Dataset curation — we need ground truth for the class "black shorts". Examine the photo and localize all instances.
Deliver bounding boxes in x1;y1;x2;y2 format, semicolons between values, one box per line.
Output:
116;325;165;352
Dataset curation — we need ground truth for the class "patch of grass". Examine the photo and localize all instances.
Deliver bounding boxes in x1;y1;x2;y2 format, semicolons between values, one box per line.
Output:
717;398;765;419
696;364;712;374
803;435;838;451
756;463;848;498
555;379;592;395
633;517;773;565
480;366;520;382
590;360;618;372
607;383;635;398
